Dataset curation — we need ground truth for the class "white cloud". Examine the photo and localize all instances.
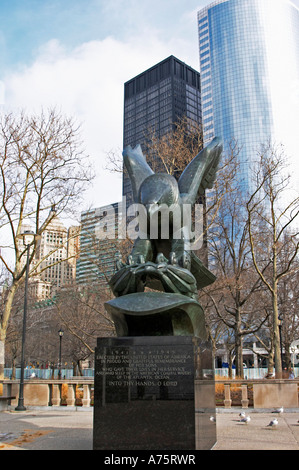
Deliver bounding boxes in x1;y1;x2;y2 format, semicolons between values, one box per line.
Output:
3;32;199;211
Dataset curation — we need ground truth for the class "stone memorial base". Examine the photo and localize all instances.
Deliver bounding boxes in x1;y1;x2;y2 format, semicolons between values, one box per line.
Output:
93;336;216;450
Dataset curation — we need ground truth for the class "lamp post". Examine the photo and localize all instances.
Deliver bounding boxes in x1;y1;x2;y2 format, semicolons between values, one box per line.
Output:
58;328;64;379
15;230;40;411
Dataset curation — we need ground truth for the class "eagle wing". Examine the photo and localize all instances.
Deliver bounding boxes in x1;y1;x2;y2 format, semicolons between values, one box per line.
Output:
178;137;223;205
123;144;154;202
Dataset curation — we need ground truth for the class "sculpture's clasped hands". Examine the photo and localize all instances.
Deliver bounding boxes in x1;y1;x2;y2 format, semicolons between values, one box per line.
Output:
110;253;197;300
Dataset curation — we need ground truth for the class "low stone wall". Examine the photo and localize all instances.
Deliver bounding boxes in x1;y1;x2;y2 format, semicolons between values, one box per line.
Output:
253;380;298;408
2;379;94;408
0;396;15;411
1;378;298;409
216;379;299;409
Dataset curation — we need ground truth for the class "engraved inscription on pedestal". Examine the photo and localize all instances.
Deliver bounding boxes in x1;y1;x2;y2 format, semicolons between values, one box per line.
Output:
96;343;194;402
93;336;216;450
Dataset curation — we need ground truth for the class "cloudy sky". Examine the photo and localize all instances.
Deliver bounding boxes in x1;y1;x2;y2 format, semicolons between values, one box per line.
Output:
0;0;213;214
1;0;299;215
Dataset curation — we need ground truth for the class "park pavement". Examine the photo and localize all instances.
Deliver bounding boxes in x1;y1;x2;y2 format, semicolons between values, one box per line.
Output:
0;407;298;451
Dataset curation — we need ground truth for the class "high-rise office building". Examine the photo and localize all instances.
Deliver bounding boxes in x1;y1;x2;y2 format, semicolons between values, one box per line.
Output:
19;216;80;300
37;217;79;294
198;0;299;193
76;203;122;286
123;55;202;206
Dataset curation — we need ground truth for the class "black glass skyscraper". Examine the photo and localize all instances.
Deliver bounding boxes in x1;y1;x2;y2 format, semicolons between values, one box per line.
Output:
123;55;202;207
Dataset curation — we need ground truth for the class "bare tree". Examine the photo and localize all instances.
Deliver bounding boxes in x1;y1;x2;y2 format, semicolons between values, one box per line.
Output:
53;284;115;366
105;116;203;176
199;142;272;377
0;108;94;378
247;142;299;377
143;117;203;175
276;238;299;372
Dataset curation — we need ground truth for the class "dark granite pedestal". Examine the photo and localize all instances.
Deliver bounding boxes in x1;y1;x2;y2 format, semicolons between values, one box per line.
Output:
93;336;216;450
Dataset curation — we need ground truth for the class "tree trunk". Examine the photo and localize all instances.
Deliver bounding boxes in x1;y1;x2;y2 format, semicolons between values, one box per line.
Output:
228;350;233;379
235;326;244;378
267;348;274;375
235;345;244;378
78;360;83;377
284;341;292;372
12;358;16;380
273;290;282;378
0;282;19;379
0;339;4;381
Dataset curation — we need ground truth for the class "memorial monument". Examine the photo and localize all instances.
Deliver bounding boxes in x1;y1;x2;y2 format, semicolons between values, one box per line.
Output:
93;137;222;450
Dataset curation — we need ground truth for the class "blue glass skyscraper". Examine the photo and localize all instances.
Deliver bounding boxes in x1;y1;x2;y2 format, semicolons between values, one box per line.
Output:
198;0;299;192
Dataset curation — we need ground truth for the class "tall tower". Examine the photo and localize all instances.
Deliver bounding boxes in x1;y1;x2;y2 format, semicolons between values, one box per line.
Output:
18;216;80;300
123;55;202;207
76;202;122;286
198;0;299;193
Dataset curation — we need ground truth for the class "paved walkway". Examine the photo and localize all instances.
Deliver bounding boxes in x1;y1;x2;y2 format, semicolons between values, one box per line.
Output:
0;408;298;451
214;410;299;450
0;408;93;450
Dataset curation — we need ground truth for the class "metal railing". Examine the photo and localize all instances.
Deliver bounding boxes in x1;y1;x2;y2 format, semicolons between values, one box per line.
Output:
5;367;299;380
215;367;299;379
3;368;92;380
